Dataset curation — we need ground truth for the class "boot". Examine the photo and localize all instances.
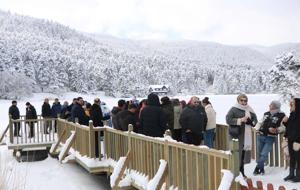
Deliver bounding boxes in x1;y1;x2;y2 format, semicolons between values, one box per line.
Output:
291;169;300;183
253;166;260;175
260;167;265;175
284;167;295;181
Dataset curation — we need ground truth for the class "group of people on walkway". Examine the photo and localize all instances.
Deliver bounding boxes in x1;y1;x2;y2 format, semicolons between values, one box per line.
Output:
226;94;300;183
110;93;216;148
8;93;300;183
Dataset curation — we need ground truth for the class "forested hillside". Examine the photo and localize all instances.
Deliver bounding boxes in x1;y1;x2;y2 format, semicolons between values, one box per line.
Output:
0;10;299;99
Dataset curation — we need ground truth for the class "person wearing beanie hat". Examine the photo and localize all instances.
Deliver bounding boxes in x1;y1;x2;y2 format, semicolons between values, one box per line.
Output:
253;100;286;175
283;97;300;182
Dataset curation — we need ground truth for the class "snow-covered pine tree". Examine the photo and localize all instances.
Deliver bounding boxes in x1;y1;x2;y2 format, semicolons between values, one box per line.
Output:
269;53;300;99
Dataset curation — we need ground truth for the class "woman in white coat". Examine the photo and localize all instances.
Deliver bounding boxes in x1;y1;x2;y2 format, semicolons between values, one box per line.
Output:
202;97;216;148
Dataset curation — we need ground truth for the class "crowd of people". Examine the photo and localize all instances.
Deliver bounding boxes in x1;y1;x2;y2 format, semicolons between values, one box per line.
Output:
226;94;300;182
8;93;300;182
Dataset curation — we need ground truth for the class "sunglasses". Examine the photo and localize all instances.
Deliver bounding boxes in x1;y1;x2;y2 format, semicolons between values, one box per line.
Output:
240;99;248;103
194;101;200;104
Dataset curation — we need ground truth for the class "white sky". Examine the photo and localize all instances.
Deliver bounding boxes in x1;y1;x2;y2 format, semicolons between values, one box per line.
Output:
1;0;300;46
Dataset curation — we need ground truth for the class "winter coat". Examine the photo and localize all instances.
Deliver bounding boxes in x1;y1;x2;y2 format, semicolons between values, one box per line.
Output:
52;102;62;118
140;93;167;137
162;103;174;130
117;110;137;132
285;98;300;143
179;104;207;137
90;103;104;127
26;105;37;120
226;106;257;164
173;105;182;130
258;111;285;136
71;103;89;126
42;103;52;118
60;105;71;119
111;106;122;129
9;105;20;120
205;104;216;130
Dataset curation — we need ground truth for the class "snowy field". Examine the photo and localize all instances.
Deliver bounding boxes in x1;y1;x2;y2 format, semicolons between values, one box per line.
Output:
0;92;299;190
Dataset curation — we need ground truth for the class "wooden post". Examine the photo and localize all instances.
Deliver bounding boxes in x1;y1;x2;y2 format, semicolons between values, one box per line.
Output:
9;115;13;144
128;124;133;169
89;120;95;158
229;139;240;190
164;130;170;189
0;124;9;144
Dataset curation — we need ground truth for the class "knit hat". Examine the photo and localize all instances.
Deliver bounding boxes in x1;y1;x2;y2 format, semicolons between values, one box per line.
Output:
270;100;281;109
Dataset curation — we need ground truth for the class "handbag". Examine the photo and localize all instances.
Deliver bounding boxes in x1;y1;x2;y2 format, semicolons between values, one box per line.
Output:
293;142;300;151
229;125;240;138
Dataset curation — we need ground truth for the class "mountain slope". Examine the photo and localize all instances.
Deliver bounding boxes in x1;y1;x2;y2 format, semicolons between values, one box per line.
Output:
0;10;298;98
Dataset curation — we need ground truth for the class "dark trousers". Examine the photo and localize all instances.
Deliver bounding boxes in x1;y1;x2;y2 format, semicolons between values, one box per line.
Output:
172;129;182;142
44;119;51;134
95;131;104;158
182;132;201;146
13;122;20;136
240;150;246;177
28;122;35;137
288;140;300;169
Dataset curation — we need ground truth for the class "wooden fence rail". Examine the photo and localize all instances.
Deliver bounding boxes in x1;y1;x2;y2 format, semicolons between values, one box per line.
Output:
215;124;288;168
57;119;239;190
7;115;57;150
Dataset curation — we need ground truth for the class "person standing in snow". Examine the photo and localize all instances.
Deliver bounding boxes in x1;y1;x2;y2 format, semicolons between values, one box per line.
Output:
226;94;257;178
71;97;89;126
283;97;300;182
179;96;207;145
253;100;285;175
117;104;138;132
140;93;167;137
161;96;174;133
9;100;20;136
25;102;37;138
52;98;62;132
42;98;52;134
202;97;216;148
172;99;182;141
111;99;126;130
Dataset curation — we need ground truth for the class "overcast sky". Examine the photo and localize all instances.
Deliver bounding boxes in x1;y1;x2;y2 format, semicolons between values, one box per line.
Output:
1;0;300;46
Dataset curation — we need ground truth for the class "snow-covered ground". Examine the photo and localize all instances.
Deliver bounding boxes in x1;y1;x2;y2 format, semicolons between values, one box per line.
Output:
0;92;298;190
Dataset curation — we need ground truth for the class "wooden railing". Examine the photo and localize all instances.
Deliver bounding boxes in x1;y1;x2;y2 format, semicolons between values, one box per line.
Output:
214;124;288;168
8;115;57;148
56;119;240;190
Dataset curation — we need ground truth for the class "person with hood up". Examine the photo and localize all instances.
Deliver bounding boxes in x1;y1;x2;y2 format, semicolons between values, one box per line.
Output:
283;97;300;182
140;93;167;137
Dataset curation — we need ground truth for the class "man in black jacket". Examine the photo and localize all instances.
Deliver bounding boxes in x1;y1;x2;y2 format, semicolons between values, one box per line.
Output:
179;96;207;145
111;99;126;130
117;104;138;132
42;98;52;134
26;102;37;138
253;100;285;175
71;97;89;126
140;93;167;137
9;100;20;136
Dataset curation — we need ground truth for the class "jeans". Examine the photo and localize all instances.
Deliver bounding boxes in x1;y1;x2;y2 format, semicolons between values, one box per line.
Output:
204;129;215;148
256;135;275;169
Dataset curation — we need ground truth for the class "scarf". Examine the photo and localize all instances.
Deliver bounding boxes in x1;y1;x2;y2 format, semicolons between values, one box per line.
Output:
233;103;255;151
